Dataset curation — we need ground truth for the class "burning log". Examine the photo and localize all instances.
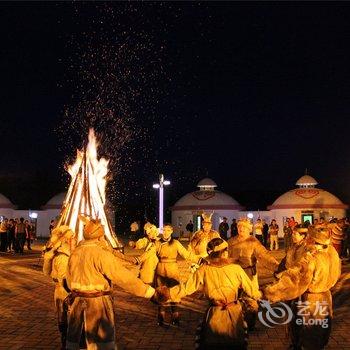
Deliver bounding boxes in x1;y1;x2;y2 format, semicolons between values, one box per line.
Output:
56;129;122;249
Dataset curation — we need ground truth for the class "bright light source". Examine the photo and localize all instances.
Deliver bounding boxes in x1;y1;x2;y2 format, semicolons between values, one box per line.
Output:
163;180;170;186
30;212;38;219
153;184;160;189
247;213;254;219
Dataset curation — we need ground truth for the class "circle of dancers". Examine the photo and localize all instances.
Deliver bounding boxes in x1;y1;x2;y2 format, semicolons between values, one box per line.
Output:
43;213;342;350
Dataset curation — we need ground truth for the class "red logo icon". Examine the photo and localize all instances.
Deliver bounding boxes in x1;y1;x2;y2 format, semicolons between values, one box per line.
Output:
192;191;215;201
295;189;319;199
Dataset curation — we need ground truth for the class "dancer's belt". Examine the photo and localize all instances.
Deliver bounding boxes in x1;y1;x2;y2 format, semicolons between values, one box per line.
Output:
243;264;257;276
159;258;177;263
303;290;330;296
72;290;112;298
52;278;65;284
211;300;238;310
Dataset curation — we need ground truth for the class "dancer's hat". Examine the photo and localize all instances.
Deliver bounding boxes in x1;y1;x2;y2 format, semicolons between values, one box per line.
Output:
202;213;213;223
308;226;331;245
79;214;104;240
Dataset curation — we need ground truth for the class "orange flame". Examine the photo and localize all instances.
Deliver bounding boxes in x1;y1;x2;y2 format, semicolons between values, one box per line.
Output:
58;129;120;247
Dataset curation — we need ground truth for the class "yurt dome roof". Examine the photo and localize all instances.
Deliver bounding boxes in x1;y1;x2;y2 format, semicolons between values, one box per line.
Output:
42;192;66;209
196;178;217;188
172;178;243;211
0;193;15;209
295;175;318;187
269;174;347;210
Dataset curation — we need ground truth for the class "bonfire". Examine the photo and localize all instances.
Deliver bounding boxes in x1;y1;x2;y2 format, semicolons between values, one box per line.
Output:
56;129;121;248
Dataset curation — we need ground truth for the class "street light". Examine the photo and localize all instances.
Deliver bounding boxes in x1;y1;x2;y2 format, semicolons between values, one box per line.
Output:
153;174;170;232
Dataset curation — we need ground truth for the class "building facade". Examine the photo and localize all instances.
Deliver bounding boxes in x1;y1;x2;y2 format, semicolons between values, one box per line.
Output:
171;175;348;237
171;178;244;236
0;191;115;238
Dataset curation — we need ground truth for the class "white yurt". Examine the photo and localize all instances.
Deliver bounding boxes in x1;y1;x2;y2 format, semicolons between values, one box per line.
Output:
0;193;16;219
268;174;348;230
38;192;66;237
171;178;244;236
39;192;116;238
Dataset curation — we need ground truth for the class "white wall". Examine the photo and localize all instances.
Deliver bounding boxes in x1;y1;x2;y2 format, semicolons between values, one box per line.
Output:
0;208;60;238
171;209;242;237
0;208;15;220
172;208;347;239
271;208;347;235
36;209;61;238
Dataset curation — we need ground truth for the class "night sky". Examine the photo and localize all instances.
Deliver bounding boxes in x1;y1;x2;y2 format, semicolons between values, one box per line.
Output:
1;2;350;225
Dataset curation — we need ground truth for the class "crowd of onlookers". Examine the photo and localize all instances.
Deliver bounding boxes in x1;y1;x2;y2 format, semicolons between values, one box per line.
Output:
282;216;350;258
191;215;350;257
217;217;281;250
0;217;36;254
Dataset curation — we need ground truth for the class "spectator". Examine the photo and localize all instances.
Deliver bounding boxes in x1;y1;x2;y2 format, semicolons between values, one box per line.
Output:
218;217;229;240
230;218;238;238
185;220;194;234
253;218;264;244
342;218;350;259
283;218;292;251
15;218;27;254
7;219;16;253
319;217;326;226
24;220;32;250
0;218;8;252
268;219;279;250
262;220;269;248
130;221;140;239
49;219;56;235
289;216;298;230
303;220;311;228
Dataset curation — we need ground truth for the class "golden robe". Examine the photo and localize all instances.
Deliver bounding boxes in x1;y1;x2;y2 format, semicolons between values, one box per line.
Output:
128;239;159;285
188;229;220;257
264;245;341;349
134;236;150;250
66;240;154;350
227;235;279;276
170;258;261;349
227;235;278;329
155;238;199;287
43;243;70;349
276;239;309;274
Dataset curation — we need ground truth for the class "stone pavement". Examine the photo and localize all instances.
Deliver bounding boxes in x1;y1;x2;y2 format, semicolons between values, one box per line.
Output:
0;241;349;350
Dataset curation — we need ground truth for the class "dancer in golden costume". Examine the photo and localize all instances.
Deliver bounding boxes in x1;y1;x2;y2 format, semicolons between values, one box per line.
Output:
227;218;278;330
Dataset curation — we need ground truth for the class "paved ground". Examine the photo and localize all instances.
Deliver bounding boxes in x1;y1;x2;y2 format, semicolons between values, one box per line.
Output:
0;240;349;350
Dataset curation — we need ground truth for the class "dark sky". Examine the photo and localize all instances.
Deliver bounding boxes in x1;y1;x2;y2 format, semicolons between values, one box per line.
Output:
1;2;350;219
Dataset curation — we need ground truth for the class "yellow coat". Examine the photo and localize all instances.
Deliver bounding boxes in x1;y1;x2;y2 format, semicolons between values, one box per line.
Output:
188;229;220;257
137;240;159;285
265;244;341;304
65;240;154;349
134;237;150;250
43;243;70;324
155;238;199;287
170;258;261;347
227;235;278;320
276;239;309;273
227;235;279;280
264;244;341;349
66;240;154;297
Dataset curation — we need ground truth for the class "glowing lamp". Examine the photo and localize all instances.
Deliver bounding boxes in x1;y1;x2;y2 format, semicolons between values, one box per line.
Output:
153;174;170;232
247;213;254;219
